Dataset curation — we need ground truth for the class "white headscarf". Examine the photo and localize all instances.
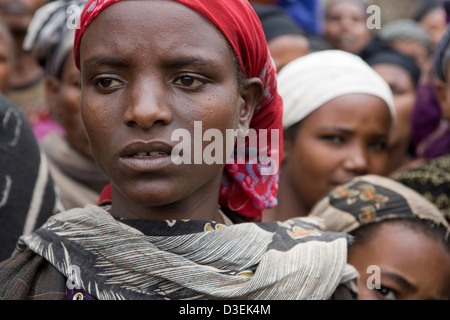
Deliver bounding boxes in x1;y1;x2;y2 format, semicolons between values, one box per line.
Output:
278;50;396;129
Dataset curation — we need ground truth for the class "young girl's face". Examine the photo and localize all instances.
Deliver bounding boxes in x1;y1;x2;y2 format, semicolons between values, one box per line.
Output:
283;93;391;212
79;1;258;219
349;221;450;300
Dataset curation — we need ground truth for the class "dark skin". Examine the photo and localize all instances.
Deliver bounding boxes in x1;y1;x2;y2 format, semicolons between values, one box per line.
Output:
371;63;417;176
0;0;47;87
79;1;263;222
46;53;92;159
349;221;450;300
264;94;390;221
324;0;372;55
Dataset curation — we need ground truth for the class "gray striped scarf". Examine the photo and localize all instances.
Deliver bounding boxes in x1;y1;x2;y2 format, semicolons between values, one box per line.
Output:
17;205;358;300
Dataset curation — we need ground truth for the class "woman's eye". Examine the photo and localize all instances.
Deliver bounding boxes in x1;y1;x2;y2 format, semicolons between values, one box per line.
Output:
327;14;341;22
375;286;397;300
174;76;204;88
369;141;387;150
95;77;121;89
390;87;408;96
321;135;344;144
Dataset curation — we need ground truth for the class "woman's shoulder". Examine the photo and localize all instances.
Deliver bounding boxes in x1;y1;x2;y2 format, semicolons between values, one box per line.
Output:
0;247;66;300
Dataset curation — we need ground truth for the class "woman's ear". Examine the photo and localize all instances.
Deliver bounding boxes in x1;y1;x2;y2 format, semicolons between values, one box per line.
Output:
238;77;263;130
45;76;62;121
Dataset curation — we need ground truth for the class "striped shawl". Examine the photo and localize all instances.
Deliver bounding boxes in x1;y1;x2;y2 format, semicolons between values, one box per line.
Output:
16;205;358;300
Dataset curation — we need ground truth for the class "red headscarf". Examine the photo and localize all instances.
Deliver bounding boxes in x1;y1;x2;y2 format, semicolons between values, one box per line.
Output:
74;0;283;220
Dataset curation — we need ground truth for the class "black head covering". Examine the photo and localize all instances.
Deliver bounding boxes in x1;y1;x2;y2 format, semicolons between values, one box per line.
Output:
251;3;304;43
366;49;421;87
361;39;421;86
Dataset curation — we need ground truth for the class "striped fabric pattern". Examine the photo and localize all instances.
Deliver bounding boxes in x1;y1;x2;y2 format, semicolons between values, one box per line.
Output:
18;205;357;300
0;94;63;261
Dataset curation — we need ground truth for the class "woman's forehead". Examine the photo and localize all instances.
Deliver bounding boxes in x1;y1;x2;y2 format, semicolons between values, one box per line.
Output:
79;1;233;65
82;0;219;38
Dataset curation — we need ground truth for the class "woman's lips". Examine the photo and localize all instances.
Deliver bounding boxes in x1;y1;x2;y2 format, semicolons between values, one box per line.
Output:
120;153;173;173
131;151;168;158
119;141;176;172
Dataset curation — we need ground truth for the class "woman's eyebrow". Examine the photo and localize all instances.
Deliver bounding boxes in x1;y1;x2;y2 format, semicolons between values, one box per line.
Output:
381;271;417;292
83;56;129;68
317;126;388;137
318;126;353;133
83;56;220;70
162;56;220;70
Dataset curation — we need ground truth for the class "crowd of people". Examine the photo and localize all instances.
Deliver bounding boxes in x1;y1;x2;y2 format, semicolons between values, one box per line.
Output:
0;0;448;301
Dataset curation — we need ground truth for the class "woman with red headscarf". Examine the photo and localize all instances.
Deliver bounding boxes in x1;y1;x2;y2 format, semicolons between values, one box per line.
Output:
0;0;358;300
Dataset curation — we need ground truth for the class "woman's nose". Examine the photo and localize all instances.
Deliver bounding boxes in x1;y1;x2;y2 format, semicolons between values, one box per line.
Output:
340;16;354;32
343;144;369;175
124;82;172;129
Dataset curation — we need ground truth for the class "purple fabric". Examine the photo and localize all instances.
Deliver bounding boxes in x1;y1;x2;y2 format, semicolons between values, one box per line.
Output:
422;122;450;159
32;115;66;140
411;84;442;147
411;83;450;158
66;287;96;300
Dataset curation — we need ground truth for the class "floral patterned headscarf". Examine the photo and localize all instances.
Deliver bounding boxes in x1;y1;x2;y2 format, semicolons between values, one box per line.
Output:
309;175;449;234
73;0;283;220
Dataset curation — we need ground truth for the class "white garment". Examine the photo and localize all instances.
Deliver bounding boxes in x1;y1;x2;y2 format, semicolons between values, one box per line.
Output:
277;50;396;129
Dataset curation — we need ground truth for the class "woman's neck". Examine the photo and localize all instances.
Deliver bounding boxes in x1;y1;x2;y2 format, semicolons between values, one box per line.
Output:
261;174;309;222
109;186;225;223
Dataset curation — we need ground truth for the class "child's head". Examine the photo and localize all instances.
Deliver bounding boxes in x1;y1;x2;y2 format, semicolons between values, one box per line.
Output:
73;0;283;221
310;175;450;300
277;50;395;213
349;217;450;300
